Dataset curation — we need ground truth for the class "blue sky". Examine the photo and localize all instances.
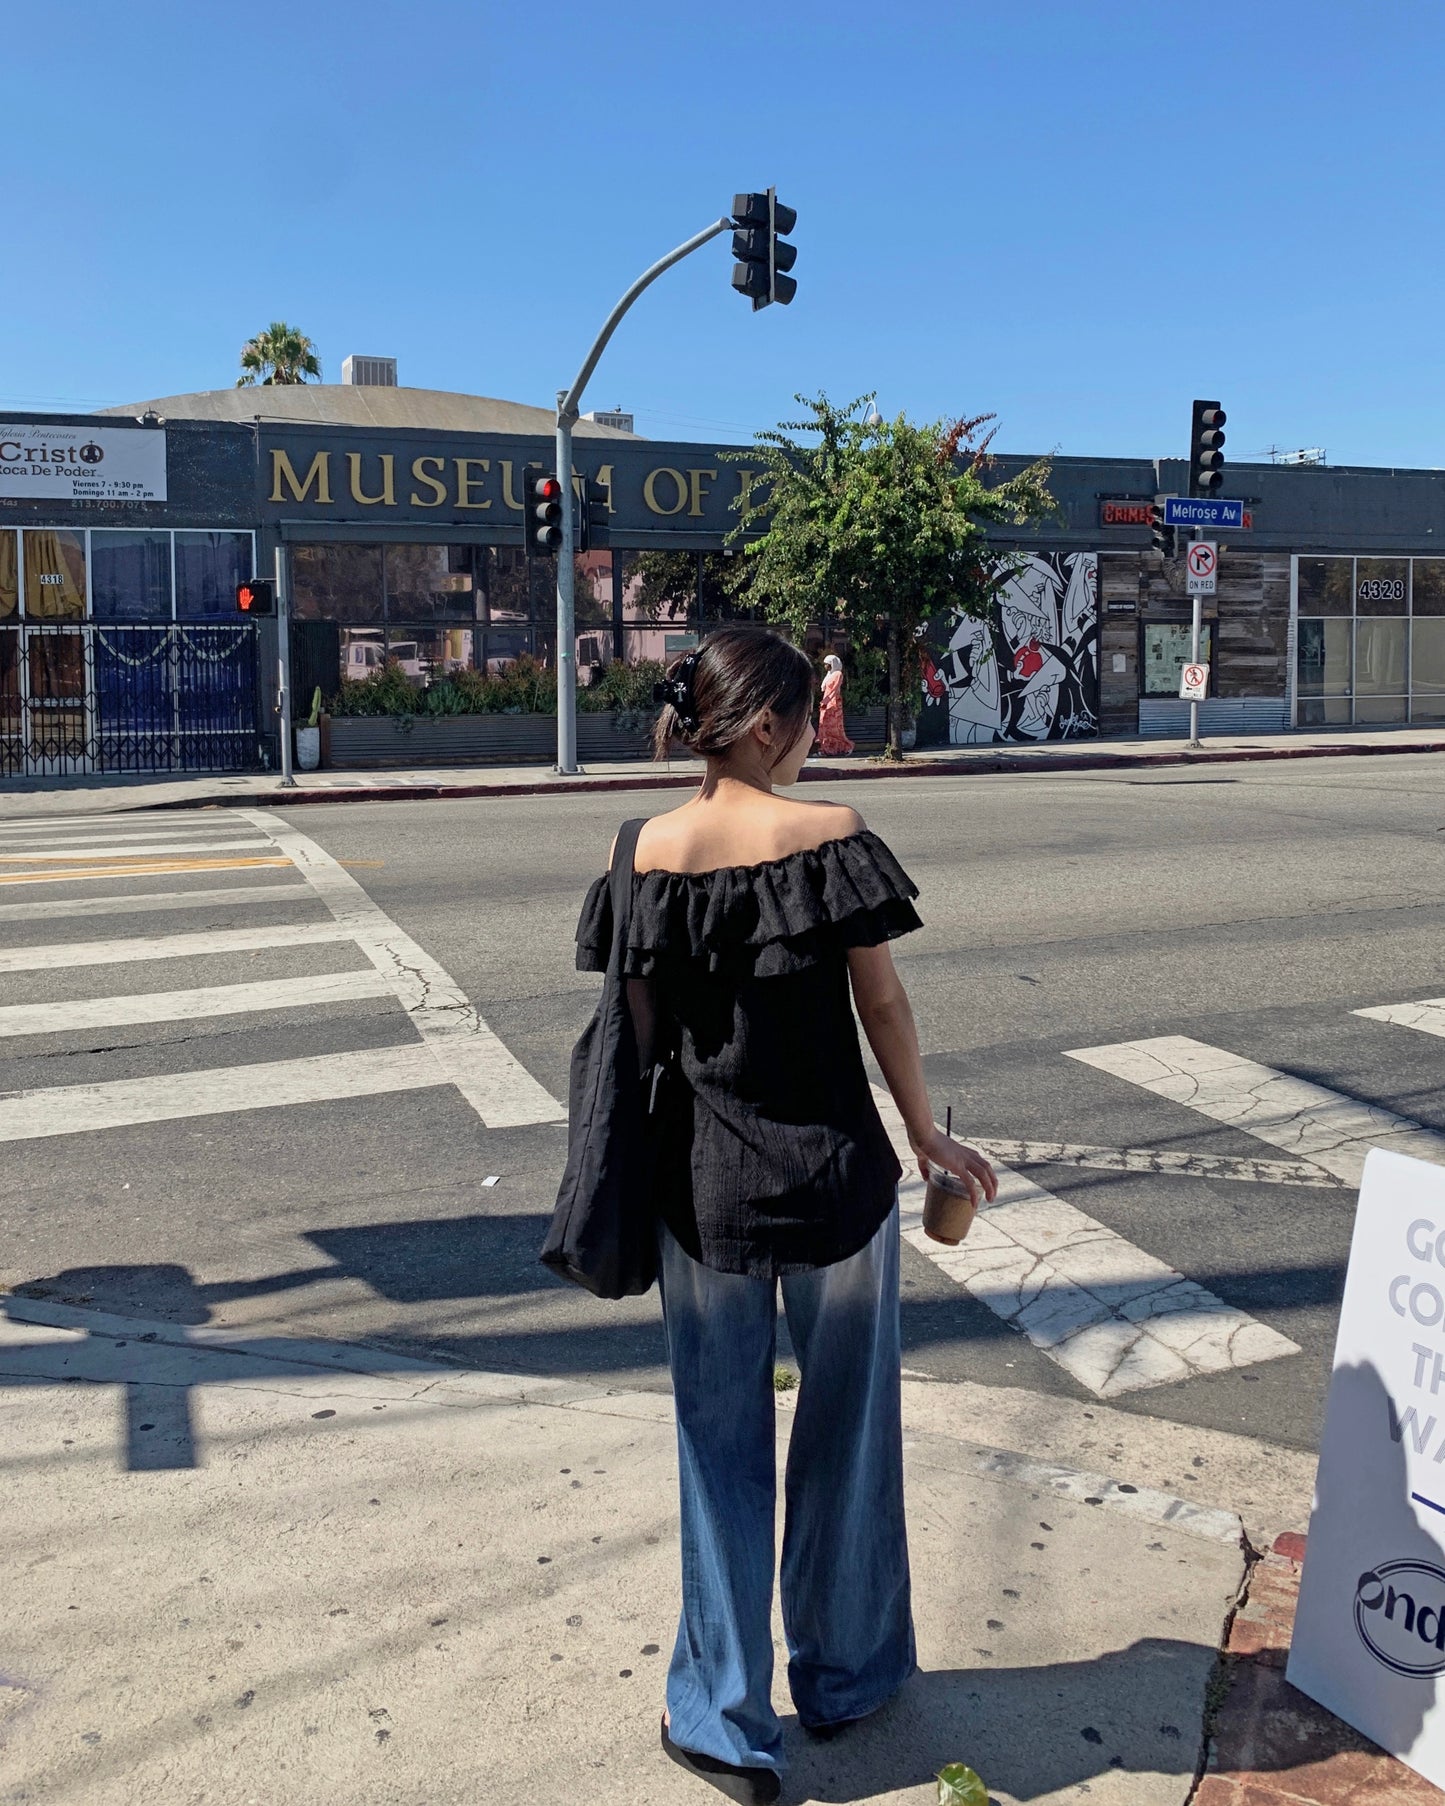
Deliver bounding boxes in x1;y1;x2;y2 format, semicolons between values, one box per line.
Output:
6;1;1443;466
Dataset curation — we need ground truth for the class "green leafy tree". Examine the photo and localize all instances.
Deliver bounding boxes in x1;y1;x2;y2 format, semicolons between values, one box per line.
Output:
727;393;1057;757
236;321;322;387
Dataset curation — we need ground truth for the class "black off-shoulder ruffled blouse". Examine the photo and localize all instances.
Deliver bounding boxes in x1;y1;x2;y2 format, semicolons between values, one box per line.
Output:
575;828;922;1278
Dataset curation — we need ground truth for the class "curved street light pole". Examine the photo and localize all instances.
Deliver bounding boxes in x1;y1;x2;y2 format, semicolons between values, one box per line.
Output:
554;217;733;776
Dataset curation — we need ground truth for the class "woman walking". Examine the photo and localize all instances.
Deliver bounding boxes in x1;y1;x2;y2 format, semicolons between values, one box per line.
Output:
815;651;854;755
573;628;996;1803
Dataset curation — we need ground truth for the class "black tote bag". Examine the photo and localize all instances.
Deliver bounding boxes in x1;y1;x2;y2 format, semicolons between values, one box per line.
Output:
540;818;668;1299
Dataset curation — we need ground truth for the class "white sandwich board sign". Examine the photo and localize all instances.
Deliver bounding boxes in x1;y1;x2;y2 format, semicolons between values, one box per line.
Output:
1290;1149;1445;1789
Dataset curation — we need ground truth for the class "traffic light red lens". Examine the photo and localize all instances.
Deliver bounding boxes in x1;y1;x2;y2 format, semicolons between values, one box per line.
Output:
538;478;561;500
238;586;254;611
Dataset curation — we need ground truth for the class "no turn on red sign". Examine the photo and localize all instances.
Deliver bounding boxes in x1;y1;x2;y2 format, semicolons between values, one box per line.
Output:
1186;541;1218;596
1179;662;1210;701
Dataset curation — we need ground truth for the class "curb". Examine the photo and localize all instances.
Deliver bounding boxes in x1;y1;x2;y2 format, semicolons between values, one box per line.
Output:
124;733;1445;811
1194;1533;1442;1806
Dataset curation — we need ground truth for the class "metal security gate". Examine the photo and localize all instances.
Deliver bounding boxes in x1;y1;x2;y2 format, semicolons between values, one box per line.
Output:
0;624;264;778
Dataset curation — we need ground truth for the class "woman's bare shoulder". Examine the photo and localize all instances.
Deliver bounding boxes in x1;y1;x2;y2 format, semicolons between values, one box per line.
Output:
779;797;865;850
628;798;865;875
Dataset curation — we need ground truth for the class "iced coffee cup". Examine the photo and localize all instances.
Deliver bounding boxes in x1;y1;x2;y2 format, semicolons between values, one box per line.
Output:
921;1158;979;1246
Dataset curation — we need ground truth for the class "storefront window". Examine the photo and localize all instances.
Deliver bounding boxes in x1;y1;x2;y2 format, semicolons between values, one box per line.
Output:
1354;617;1407;694
340;628;387;683
1294;555;1445;725
483;627;531;670
23;529;86;619
292;543;383;622
1412;562;1445;616
1411;619;1445;713
91;531;172;621
486;548;530;625
1297;558;1353;616
622;550;694;624
1354;558;1409;616
1297;618;1352;695
176;531;252;618
623;625;684;667
381;625;477;678
0;531;16;619
384;544;478;621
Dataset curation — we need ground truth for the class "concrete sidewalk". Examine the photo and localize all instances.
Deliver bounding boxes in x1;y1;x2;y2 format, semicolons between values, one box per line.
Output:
0;1293;1281;1806
2;726;1443;820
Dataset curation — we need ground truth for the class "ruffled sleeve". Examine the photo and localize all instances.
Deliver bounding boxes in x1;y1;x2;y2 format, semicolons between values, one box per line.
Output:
621;829;921;980
575;873;613;972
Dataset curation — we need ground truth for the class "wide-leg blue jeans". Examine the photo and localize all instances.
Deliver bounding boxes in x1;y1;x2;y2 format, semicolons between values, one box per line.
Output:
657;1202;915;1774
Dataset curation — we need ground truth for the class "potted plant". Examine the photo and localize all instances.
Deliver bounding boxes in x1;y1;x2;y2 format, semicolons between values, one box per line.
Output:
295;686;322;772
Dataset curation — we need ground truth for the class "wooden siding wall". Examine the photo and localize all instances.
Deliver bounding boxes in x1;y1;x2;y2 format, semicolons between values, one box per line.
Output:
1097;549;1291;732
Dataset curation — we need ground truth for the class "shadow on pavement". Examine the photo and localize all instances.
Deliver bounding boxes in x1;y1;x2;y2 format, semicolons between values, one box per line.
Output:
791;1637;1214;1801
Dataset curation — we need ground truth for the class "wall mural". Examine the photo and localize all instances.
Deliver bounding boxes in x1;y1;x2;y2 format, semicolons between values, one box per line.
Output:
917;551;1099;744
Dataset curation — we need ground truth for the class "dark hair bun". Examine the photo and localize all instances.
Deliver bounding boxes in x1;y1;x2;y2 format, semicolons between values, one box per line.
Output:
653;628;814;765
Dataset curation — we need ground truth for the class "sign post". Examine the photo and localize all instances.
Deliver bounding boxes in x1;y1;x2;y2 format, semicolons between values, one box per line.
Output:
1289;1151;1445;1790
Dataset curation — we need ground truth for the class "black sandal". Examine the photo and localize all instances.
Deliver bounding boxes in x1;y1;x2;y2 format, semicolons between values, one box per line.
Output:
660;1715;781;1805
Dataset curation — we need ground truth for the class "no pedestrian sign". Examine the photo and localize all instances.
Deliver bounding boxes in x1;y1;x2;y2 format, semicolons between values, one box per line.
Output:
1186;542;1218;597
1179;662;1209;701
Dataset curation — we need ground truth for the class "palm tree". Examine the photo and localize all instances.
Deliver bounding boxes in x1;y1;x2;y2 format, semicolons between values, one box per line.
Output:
236;322;322;387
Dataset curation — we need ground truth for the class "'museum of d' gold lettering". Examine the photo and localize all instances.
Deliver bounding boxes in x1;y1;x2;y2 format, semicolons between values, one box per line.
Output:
3;374;1444;778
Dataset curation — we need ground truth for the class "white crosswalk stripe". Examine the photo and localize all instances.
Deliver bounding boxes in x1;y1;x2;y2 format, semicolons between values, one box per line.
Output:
1355;997;1445;1042
0;1046;447;1142
0;838;273;861
0;884;307;924
0;922;354;973
0;816;216;837
0;970;392;1037
871;1086;1300;1398
0;810;565;1138
241;809;563;1129
1063;1034;1445;1185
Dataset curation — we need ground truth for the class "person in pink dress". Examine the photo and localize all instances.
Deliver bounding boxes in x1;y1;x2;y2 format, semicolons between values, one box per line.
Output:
816;654;854;755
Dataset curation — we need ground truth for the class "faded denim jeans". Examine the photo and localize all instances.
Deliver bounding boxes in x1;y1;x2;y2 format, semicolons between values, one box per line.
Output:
657;1201;915;1774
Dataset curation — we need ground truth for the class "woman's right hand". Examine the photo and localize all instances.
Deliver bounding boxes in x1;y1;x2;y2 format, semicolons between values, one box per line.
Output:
907;1125;999;1207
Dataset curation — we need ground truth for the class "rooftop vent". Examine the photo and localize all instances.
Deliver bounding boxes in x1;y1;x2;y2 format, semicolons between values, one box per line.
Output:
342;355;398;387
583;407;633;433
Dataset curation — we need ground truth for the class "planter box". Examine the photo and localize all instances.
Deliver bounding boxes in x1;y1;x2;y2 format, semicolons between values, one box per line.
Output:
326;712;658;769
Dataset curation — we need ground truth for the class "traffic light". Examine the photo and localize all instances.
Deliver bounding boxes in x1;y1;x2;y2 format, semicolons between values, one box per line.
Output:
236;577;274;615
1151;500;1177;562
731;189;798;310
1190;400;1227;497
523;465;564;555
578;477;610;553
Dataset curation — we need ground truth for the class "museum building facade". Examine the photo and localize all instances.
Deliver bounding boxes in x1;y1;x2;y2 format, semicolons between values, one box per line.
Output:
3;384;1445;775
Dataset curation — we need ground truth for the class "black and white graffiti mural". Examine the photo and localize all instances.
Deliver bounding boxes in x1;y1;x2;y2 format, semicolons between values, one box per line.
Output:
917;551;1099;744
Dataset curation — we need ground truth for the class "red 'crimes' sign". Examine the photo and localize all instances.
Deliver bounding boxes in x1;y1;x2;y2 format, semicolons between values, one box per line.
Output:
1099;498;1253;529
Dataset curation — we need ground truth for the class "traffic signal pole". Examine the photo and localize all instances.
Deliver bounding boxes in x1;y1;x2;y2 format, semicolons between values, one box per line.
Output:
552;215;733;775
1188;528;1203;750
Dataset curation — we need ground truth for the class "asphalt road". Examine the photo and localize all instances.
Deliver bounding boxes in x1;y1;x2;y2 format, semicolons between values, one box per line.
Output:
4;753;1445;1454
